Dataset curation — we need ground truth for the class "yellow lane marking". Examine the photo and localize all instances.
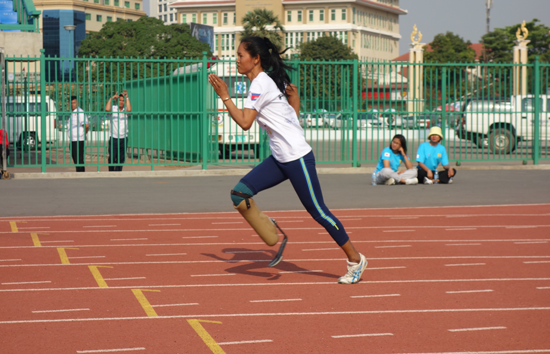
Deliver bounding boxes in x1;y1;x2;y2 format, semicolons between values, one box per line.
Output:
131;289;160;317
9;221;26;233
88;265;113;288
187;319;225;354
30;233;48;247
57;247;79;265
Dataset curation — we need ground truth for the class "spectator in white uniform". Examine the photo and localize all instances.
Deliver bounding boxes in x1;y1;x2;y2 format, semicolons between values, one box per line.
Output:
105;90;131;172
69;96;89;172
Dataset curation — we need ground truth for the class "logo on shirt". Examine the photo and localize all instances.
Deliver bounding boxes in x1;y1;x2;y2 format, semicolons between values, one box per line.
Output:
384;152;390;157
416;154;420;158
437;153;441;157
250;93;261;101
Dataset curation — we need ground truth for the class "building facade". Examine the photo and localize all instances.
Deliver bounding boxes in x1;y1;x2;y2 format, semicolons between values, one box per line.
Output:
150;0;178;24
170;0;406;61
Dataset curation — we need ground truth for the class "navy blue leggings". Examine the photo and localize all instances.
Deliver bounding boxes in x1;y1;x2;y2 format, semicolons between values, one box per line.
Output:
239;150;350;247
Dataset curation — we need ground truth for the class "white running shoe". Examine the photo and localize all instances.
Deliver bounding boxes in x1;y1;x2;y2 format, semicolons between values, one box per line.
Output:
448;178;453;184
405;177;418;185
424;177;433;185
385;178;396;185
338;253;368;284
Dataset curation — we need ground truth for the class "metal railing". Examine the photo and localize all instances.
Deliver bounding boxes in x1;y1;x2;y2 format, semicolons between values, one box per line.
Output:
0;0;41;32
1;52;549;172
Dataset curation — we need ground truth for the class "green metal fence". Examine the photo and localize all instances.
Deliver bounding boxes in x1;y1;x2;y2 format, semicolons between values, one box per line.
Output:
1;52;549;172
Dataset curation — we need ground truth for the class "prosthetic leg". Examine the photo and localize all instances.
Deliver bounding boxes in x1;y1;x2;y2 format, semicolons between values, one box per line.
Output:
232;190;289;267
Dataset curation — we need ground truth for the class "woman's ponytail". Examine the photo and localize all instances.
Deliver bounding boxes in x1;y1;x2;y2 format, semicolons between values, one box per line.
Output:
240;36;294;95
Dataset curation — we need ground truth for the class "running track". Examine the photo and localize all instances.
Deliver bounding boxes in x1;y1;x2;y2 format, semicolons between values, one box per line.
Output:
1;204;549;354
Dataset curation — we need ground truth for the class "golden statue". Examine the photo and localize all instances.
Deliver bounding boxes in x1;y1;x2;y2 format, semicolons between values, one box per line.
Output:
516;21;529;41
410;24;422;44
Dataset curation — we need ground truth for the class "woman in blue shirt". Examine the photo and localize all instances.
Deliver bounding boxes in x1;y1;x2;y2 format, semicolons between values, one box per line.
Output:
374;134;418;185
416;127;456;184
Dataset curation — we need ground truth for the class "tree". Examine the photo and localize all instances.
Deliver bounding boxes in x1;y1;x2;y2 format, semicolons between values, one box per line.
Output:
482;19;550;63
424;31;476;63
240;9;285;49
296;36;358;111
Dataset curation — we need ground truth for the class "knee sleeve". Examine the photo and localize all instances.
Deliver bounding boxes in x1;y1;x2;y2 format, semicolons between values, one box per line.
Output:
230;181;254;206
231;191;278;246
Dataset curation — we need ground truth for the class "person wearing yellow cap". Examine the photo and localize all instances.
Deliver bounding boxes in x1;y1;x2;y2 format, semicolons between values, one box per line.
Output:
415;127;456;184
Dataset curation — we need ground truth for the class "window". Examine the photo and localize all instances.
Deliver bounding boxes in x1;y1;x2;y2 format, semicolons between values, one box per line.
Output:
331;9;335;21
163;4;167;11
158;15;162;20
114;0;119;5
135;3;139;10
341;9;346;21
233;12;235;24
104;0;109;5
192;14;196;22
308;10;313;22
297;10;302;22
127;19;132;22
203;13;207;24
213;13;217;25
96;14;102;21
117;17;122;21
215;35;218;50
124;1;129;8
223;12;227;24
158;4;162;12
85;13;91;20
182;14;187;23
164;14;167;21
352;7;355;24
170;13;173;21
93;0;99;3
107;16;112;22
287;11;291;22
319;10;324;21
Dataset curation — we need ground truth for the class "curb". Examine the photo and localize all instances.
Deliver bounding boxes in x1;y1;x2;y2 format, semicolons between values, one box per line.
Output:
5;164;550;179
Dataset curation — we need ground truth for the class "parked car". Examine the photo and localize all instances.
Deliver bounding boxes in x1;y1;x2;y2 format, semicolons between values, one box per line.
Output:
323;113;339;128
299;109;327;128
330;112;383;130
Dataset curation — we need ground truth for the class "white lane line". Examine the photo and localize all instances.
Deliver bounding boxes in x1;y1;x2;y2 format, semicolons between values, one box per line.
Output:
383;230;415;233
524;261;550;264
445;263;486;267
0;259;21;262
367;267;407;270
18;227;50;229
190;273;236;277
68;256;106;259
250;299;302;303
446;289;494;294
351;294;400;298
76;348;145;353
446;243;482;246
33;308;89;313
332;333;393;338
279;270;323;274
212;222;243;224
1;307;550;324
375;245;412;248
103;277;146;281
84;225;117;228
391;217;418;219
152;303;199;307
336;219;362;221
146;253;187;256
515;241;548;244
2;281;51;285
396;350;550;354
148;224;180;226
445;228;477;231
302;248;340;251
506;226;538;229
224;251;266;254
218;340;273;345
110;238;147;241
537;287;550;290
448;326;506;332
40;240;74;243
182;236;218;239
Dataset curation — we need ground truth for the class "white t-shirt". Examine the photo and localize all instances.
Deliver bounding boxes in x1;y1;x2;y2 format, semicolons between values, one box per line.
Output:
110;105;128;138
69;107;88;142
243;72;311;163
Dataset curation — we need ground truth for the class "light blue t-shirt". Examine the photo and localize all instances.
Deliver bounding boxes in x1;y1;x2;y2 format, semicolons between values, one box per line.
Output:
415;142;449;171
376;147;404;173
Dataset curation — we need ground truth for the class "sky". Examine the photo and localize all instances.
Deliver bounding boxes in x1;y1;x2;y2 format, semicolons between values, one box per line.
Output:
398;0;550;56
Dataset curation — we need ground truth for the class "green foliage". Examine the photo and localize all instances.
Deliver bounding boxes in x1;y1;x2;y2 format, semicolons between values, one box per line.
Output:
424;31;476;63
240;9;285;49
297;36;358;106
481;19;550;63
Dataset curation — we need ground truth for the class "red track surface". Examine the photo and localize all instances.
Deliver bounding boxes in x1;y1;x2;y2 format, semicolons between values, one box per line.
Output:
1;204;550;354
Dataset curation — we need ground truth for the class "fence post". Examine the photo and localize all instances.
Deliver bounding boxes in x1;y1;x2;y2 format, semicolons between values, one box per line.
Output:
533;56;540;165
40;49;46;172
1;48;6;173
352;58;358;167
201;52;208;170
441;66;447;146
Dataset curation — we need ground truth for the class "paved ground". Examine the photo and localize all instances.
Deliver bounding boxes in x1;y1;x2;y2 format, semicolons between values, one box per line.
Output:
1;170;549;217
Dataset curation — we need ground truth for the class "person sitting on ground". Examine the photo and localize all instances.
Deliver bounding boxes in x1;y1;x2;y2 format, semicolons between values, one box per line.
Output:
374;134;418;185
416;126;456;184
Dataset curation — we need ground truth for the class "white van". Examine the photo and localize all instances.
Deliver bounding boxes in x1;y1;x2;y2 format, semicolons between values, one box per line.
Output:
5;95;57;149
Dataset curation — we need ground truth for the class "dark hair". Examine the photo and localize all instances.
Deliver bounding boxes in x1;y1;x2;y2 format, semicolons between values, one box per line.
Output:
70;96;77;102
240;36;293;95
391;134;408;155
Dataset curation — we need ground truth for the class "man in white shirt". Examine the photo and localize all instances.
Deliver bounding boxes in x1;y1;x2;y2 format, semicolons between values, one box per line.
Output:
69;96;89;172
105;90;131;171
